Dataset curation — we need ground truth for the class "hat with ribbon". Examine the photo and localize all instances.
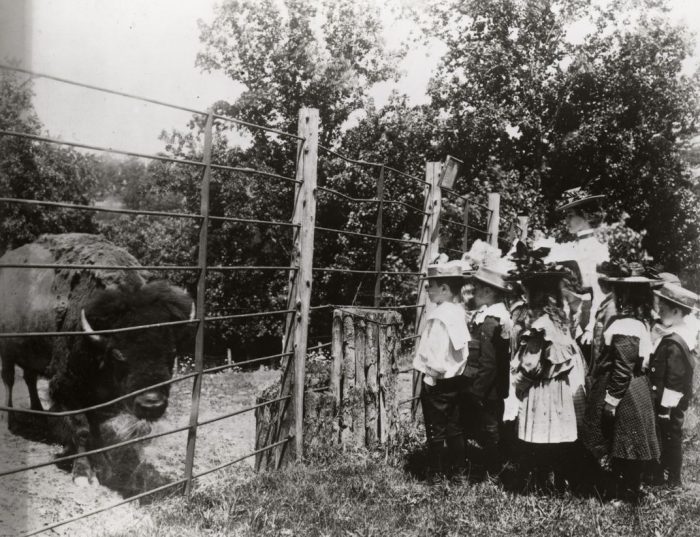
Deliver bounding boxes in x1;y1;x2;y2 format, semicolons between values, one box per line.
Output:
596;223;659;284
556;187;605;212
423;254;473;280
506;240;570;284
654;283;699;312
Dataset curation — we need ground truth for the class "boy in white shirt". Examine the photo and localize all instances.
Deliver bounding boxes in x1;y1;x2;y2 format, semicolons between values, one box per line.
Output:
413;260;471;478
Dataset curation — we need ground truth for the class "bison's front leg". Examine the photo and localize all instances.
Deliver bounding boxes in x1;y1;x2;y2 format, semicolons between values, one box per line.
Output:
68;412;100;487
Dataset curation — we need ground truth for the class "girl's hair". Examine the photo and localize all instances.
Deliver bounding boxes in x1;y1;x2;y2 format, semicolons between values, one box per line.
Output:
572;205;604;228
612;282;654;322
442;277;465;299
523;277;568;331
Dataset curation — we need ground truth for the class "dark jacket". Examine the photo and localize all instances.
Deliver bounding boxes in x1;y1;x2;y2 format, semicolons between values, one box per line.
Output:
464;315;510;401
649;333;694;411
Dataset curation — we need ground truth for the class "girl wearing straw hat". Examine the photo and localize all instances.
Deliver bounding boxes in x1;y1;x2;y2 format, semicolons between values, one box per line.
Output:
581;226;660;501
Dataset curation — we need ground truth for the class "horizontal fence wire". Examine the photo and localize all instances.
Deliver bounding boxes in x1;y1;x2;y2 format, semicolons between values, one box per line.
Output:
309;304;424;311
202;351;293;374
0;130;206;167
440;187;492;212
207;265;297;272
399;395;421;406
0;64;302;141
0;318;200;339
400;334;422;342
312;267;422;276
0;263;297;272
213;113;303;140
197;394;291;428
306;385;330;393
317;186;427;216
307;342;332;352
397;368;413;374
441;217;467;229
0;197;203;220
205;309;295;322
0;424;191;478
0;263;199;271
20;477;190;537
0;372;198;417
211;163;300;184
208;214;299;227
190;437;291;480
317;144;428;187
19;435;292;536
315;226;425;246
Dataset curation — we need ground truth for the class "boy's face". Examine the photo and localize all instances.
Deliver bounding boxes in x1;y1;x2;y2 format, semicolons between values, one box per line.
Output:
657;299;681;327
425;280;450;304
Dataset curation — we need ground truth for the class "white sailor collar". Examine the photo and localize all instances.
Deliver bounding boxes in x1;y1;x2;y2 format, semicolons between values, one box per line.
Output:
427;302;471;350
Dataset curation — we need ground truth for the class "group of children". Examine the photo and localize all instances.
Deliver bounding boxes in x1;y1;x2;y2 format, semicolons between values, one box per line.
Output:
412;188;699;500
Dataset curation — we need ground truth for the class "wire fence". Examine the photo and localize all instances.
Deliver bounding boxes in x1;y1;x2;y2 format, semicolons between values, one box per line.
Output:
0;63;502;535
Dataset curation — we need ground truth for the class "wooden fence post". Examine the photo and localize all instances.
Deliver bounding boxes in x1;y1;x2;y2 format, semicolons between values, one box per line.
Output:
184;109;213;496
462;198;470;252
373;165;385;307
487;193;500;248
411;162;442;418
266;107;319;468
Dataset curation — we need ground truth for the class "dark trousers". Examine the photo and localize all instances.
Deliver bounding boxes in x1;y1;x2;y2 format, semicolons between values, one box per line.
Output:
656;408;685;485
462;389;505;471
420;376;467;476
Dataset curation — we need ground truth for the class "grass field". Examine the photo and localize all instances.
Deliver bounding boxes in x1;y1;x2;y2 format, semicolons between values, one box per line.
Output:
102;370;700;537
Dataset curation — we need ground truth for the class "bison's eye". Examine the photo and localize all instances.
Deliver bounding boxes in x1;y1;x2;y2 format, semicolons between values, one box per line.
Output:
112;349;127;362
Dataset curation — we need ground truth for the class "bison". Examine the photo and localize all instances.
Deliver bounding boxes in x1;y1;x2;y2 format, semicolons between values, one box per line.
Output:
0;233;194;486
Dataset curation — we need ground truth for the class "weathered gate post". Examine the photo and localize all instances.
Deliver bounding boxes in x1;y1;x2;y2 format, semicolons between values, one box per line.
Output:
256;107;319;470
331;308;402;447
411;162;441;418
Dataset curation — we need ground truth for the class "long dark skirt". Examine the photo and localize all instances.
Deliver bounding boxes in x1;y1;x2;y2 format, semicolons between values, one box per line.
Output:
582;372;659;461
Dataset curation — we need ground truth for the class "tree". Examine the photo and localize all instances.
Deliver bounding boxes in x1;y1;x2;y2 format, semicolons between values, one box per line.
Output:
0;69;97;254
419;0;699;275
197;0;402;148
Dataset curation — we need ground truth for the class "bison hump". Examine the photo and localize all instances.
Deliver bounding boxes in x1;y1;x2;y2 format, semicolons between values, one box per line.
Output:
36;233;147;290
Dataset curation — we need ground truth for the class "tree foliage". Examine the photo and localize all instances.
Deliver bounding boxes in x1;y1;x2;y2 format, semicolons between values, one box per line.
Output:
422;0;700;273
0;69;97;253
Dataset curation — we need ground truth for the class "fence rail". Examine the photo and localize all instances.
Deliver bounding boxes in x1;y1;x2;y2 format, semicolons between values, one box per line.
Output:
0;63;505;535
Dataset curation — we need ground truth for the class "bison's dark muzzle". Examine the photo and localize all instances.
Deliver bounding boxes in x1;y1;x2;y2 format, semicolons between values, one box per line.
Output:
133;391;168;420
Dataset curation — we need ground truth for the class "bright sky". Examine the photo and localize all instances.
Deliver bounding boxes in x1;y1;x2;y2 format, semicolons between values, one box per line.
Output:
0;0;699;156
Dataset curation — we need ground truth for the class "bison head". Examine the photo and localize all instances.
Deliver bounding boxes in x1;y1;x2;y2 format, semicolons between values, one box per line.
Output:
81;281;195;420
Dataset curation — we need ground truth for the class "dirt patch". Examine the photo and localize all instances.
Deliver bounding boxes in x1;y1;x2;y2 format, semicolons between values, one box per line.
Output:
0;366;281;537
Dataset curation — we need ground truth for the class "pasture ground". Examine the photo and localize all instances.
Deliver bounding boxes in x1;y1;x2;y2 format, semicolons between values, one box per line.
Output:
0;366;280;537
104;368;700;537
3;360;700;537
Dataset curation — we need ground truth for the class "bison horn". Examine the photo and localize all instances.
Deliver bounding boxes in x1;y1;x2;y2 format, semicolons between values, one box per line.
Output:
81;309;103;343
189;302;196;321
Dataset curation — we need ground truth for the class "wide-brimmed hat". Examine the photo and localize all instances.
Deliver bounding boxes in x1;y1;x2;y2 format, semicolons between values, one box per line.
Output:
472;266;512;292
654;283;699;311
423;259;470;280
506;240;569;284
601;261;659;284
556;187;605;212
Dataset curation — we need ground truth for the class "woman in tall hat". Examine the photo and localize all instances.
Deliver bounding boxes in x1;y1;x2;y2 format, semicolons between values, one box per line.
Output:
580;226;660;500
508;242;587;489
549;187;609;362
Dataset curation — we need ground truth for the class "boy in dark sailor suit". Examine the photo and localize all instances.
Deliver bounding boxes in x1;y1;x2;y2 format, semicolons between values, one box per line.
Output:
463;263;512;474
650;281;699;487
